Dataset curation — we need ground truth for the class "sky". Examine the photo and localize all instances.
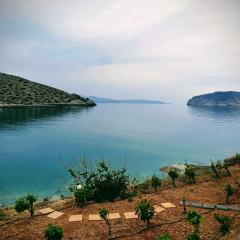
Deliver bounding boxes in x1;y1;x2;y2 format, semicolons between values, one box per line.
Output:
0;0;239;103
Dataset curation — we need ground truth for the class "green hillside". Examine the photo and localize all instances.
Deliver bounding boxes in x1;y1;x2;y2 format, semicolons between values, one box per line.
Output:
0;73;95;107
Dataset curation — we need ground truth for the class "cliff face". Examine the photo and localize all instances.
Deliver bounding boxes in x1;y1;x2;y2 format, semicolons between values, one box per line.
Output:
0;73;96;107
187;91;240;107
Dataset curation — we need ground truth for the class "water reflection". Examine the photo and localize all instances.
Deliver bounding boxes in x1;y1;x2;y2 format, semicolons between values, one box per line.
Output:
0;106;93;130
188;105;240;122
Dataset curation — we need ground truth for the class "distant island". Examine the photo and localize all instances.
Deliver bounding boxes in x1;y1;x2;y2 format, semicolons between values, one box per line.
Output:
187;91;240;107
0;73;96;107
88;96;167;104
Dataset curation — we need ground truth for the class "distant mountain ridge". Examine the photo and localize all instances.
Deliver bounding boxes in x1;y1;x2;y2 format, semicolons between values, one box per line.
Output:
187;91;240;107
88;96;166;104
0;72;96;107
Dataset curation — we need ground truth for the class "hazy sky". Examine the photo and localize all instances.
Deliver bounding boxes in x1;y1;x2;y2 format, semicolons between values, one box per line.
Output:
0;0;239;102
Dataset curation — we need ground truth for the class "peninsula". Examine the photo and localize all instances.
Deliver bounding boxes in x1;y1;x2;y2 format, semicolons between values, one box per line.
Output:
0;73;95;107
187;91;240;107
88;96;166;104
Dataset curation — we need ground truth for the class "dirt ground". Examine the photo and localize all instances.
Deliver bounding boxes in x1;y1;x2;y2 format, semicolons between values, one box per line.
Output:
0;165;240;240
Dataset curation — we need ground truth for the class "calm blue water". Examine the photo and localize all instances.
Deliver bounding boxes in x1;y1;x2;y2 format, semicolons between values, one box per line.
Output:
0;104;240;205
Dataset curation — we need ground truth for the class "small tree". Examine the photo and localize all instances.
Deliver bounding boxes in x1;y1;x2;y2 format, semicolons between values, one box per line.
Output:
151;175;162;192
225;184;234;203
210;160;220;179
135;199;155;227
214;214;232;236
185;165;196;184
45;224;63;240
155;234;172;240
15;194;37;217
216;161;223;176
223;163;231;176
186;233;200;240
186;211;203;234
168;169;178;187
99;208;111;237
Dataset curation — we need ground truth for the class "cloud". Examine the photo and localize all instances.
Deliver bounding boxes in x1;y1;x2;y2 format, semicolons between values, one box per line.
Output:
0;0;239;101
1;40;39;59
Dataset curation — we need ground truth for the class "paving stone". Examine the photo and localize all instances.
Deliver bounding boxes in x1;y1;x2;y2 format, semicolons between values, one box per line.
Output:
108;213;121;220
124;212;138;219
227;205;240;211
47;211;64;219
179;201;190;206
202;204;215;209
69;215;83;222
89;214;102;221
216;205;228;211
38;208;55;214
154;205;165;213
191;202;203;208
161;202;176;208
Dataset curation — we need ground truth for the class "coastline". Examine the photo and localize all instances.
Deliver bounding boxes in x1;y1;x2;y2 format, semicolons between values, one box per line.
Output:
0;102;96;108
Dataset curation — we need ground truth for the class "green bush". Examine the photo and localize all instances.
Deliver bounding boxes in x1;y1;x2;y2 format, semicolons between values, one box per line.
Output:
185;165;196;184
45;224;63;240
15;194;37;217
210;160;220;179
155;234;172;240
186;233;200;240
186;211;203;234
151;175;162;191
214;214;232;236
135;199;155;226
168;169;178;187
68;159;130;204
225;184;234;203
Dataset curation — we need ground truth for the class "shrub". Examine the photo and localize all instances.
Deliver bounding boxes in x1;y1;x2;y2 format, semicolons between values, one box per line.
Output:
45;224;63;240
236;153;240;163
223;162;231;176
135;199;155;226
186;211;203;234
15;194;37;217
225;184;234;203
68;159;130;204
155;234;172;240
184;165;196;184
186;233;200;240
99;208;111;237
214;214;232;236
210;160;220;179
151;175;162;191
168;169;178;187
74;187;92;207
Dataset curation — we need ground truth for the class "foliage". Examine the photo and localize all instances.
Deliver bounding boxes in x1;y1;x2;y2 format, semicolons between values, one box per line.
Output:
151;175;162;191
68;159;130;204
210;160;220;179
15;194;37;217
99;208;111;237
186;211;203;233
135;199;155;226
184;165;196;184
214;214;232;235
225;184;234;203
45;224;63;240
186;233;200;240
223;163;231;176
138;178;152;193
168;169;178;187
155;234;172;240
236;153;240;163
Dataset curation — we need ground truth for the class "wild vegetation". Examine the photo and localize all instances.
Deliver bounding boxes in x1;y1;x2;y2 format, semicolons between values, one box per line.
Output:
0;72;95;106
15;194;37;217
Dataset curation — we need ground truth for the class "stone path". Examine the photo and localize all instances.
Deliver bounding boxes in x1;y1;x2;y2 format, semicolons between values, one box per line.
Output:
38;202;177;221
179;201;240;211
